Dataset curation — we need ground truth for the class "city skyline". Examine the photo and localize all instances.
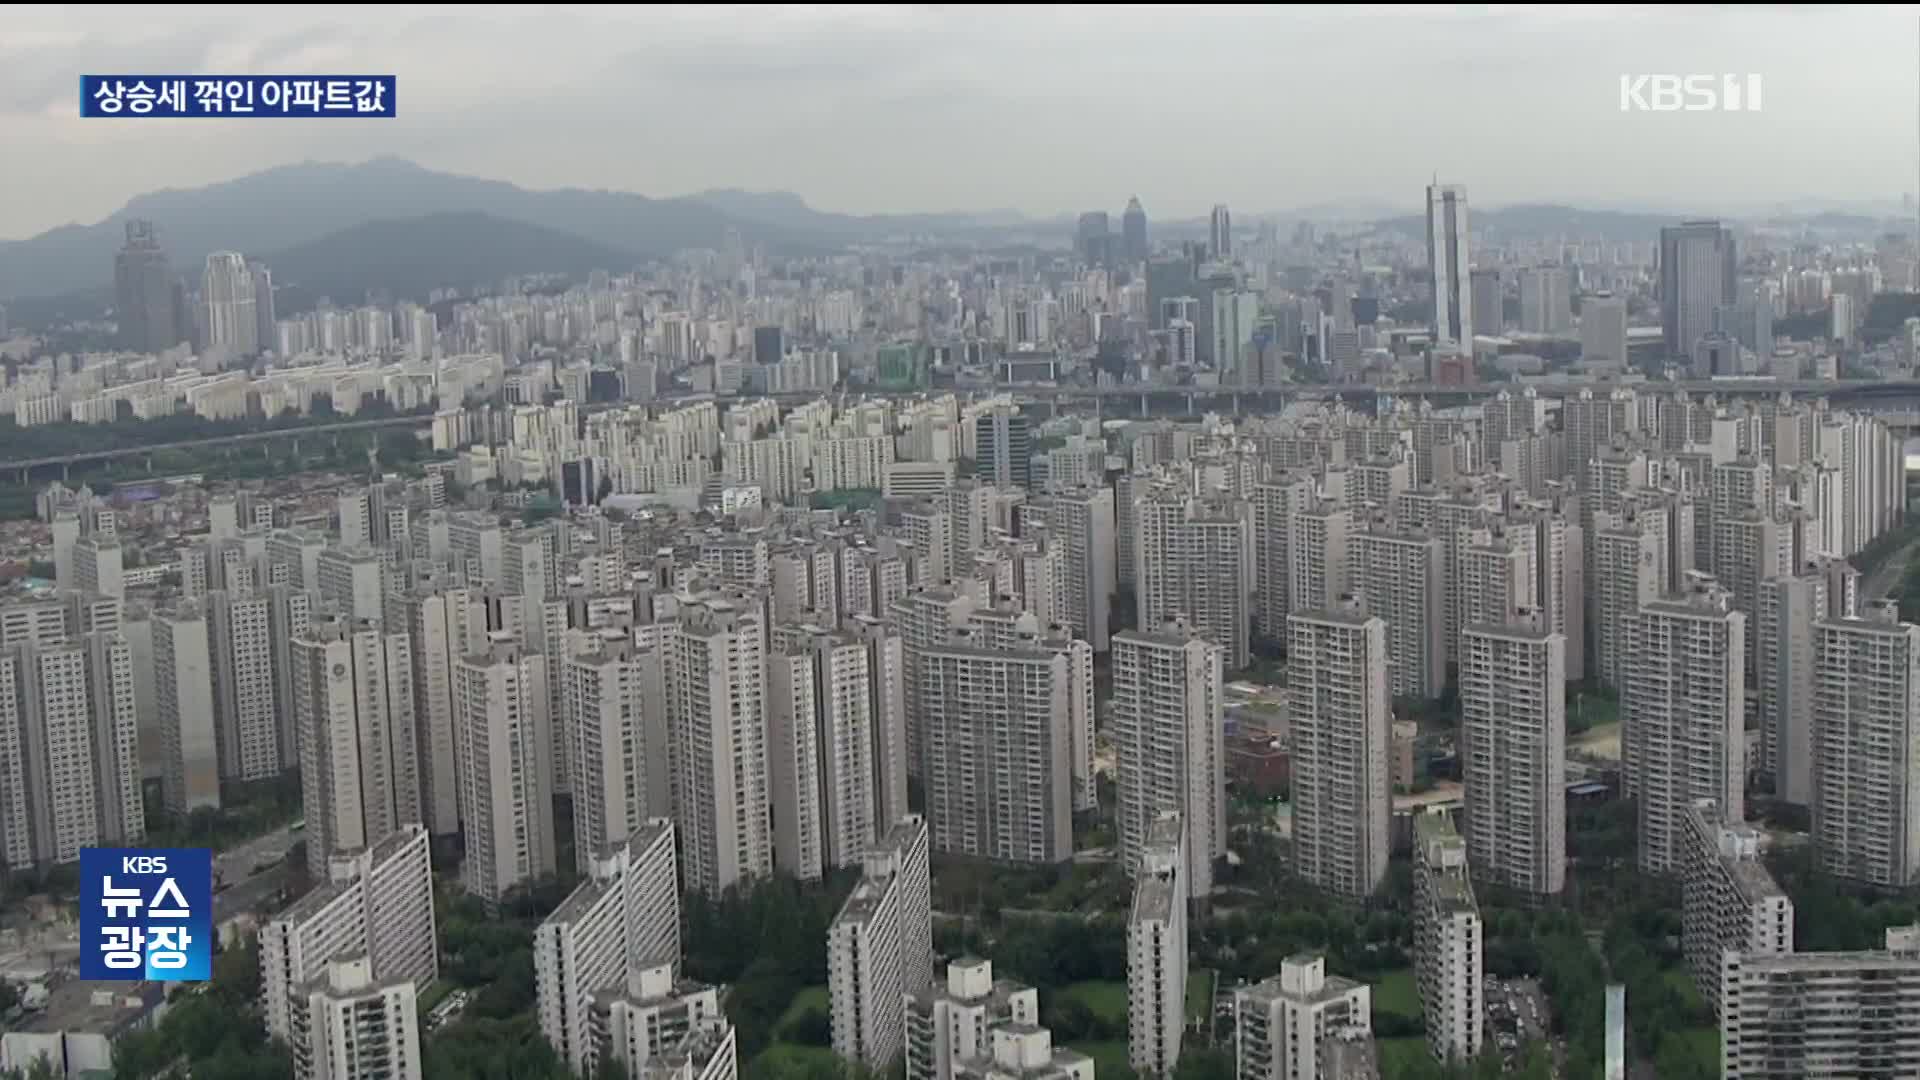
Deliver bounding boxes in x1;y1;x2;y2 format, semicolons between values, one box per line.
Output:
3;7;1918;239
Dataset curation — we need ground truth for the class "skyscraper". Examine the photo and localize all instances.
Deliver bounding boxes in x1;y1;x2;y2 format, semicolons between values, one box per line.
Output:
207;584;279;783
203;251;260;356
920;642;1072;864
1287;603;1391;900
753;325;784;365
1426;184;1473;353
1581;293;1629;367
1122;197;1149;264
1209;204;1232;261
975;407;1030;490
1113;623;1224;900
1469;268;1502;338
1659;220;1737;362
113;220;178;354
251;262;276;353
564;632;667;872
1027;487;1115;652
1518;266;1571;334
1076;211;1112;267
157;602;219;814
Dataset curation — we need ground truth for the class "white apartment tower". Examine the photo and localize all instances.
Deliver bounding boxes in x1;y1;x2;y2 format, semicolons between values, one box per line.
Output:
1459;617;1567;898
405;587;484;836
208;584;279;782
1113;623;1224;900
1757;572;1830;807
260;826;436;1046
1810;600;1920;889
454;634;557;905
1679;800;1793;1008
286;949;422;1076
1627;576;1745;876
157;602;220;814
1030;487;1116;652
905;958;1042;1080
665;595;771;896
535;820;681;1076
1719;926;1920;1079
293;616;421;880
288;955;423;1080
1350;528;1448;700
1127;812;1189;1078
1412;813;1483;1065
1233;955;1373;1080
203;251;260;354
919;642;1072;863
565;632;668;872
828;815;933;1071
1135;493;1254;669
1286;604;1390;899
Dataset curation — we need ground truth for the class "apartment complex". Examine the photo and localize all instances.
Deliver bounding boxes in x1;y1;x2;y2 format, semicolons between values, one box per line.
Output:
1810;601;1920;889
1127;812;1188;1078
1233;956;1373;1080
1679;801;1793;1008
1720;926;1920;1079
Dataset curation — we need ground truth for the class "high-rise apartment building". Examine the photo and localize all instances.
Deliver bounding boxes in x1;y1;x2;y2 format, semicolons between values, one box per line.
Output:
1811;602;1920;889
1113;623;1224;900
203;251;260;355
1426;184;1472;353
157;602;219;814
906;959;1064;1080
1518;266;1570;334
1287;499;1350;621
666;595;770;896
1413;813;1482;1065
565;632;667;872
919;641;1072;864
208;585;278;783
1580;294;1628;367
1233;955;1373;1080
287;954;423;1080
1286;604;1390;899
454;634;557;905
1136;493;1253;669
1627;576;1745;876
1209;204;1232;260
976;407;1030;490
1679;800;1793;1008
1252;476;1314;640
1350;529;1448;701
1027;487;1115;653
1719;925;1920;1079
2;632;143;866
535;820;681;1075
260;826;436;1045
828;815;933;1071
405;587;483;836
1459;618;1566;898
1757;572;1831;806
1127;812;1188;1078
293;615;420;880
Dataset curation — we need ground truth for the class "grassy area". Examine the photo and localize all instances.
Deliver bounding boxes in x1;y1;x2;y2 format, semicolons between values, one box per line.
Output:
773;985;830;1040
1372;969;1421;1022
1569;690;1620;734
416;979;453;1014
1185;969;1213;1024
1059;980;1129;1025
1378;1037;1433;1079
1066;1040;1130;1079
750;1044;841;1075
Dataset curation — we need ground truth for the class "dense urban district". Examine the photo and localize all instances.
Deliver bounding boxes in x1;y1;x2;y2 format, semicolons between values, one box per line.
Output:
1;183;1920;1080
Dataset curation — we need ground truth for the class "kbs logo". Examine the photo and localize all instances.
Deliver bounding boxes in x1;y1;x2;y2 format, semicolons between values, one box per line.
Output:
1619;74;1762;112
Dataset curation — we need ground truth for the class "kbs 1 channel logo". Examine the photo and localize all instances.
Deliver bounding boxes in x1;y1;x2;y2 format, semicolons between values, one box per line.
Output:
79;75;396;118
80;848;214;982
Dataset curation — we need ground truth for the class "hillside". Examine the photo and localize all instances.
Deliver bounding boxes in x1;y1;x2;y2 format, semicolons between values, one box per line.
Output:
259;212;642;309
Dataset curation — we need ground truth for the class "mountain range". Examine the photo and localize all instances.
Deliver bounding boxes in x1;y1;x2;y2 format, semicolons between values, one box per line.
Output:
2;156;1910;312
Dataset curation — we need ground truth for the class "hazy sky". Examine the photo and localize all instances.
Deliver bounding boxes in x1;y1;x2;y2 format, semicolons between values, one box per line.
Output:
2;4;1917;240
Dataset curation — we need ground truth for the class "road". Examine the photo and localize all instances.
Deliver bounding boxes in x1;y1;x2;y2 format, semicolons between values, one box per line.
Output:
210;822;304;926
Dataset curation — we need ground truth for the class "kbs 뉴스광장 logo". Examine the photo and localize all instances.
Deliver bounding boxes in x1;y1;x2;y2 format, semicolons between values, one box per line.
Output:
79;848;213;981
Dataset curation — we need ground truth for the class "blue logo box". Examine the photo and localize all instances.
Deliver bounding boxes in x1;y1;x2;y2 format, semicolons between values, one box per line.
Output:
81;75;396;118
79;848;213;981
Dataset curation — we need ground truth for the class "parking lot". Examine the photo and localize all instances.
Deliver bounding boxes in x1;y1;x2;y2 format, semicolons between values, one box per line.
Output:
1486;976;1551;1061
